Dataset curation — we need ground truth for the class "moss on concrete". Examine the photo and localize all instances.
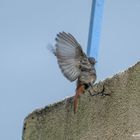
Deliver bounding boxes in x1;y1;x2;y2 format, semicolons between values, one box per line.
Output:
23;61;140;140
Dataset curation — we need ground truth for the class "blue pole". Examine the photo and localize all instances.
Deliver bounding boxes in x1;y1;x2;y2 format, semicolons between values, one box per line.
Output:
87;0;104;60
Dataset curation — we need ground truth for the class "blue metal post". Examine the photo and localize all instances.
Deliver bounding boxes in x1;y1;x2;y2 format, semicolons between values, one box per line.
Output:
87;0;104;60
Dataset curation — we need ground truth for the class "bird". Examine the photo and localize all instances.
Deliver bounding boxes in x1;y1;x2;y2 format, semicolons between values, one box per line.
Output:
49;32;97;113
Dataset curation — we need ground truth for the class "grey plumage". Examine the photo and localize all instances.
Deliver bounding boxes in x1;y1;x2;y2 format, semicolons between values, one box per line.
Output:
50;32;96;86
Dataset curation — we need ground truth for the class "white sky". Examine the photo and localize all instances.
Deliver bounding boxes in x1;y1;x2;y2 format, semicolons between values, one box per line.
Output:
0;0;140;140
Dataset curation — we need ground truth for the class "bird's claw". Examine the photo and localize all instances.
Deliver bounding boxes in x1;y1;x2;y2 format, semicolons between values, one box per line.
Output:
99;92;110;96
90;91;110;96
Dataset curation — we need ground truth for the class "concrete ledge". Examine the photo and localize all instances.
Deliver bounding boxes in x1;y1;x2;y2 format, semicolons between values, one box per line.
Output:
23;61;140;140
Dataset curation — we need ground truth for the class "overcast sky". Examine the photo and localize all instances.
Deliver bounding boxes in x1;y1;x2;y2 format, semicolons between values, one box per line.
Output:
0;0;140;140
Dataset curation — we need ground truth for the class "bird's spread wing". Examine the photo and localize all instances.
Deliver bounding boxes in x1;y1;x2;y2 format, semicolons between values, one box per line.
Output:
54;32;87;82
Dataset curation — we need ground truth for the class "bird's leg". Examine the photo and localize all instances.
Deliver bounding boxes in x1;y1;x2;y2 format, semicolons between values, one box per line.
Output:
99;85;110;96
74;84;84;114
88;83;98;96
88;83;93;89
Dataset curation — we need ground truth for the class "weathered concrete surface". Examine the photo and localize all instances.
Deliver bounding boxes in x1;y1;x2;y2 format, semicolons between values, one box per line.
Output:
23;61;140;140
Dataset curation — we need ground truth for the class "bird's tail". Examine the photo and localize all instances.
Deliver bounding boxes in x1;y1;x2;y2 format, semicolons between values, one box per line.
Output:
74;84;85;114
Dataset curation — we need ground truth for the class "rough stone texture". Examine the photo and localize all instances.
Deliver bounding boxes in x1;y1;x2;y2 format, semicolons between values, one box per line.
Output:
23;61;140;140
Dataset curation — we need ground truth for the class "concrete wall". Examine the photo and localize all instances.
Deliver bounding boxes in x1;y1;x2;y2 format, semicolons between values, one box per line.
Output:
22;61;140;140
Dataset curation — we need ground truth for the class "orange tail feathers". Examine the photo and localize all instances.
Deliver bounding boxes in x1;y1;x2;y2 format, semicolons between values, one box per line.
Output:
74;84;85;114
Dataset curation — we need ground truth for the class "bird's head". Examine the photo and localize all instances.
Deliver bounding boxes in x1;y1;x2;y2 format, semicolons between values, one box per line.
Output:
88;57;97;65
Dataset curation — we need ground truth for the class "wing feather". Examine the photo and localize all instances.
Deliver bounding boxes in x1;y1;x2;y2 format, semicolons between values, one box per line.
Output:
54;32;86;82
